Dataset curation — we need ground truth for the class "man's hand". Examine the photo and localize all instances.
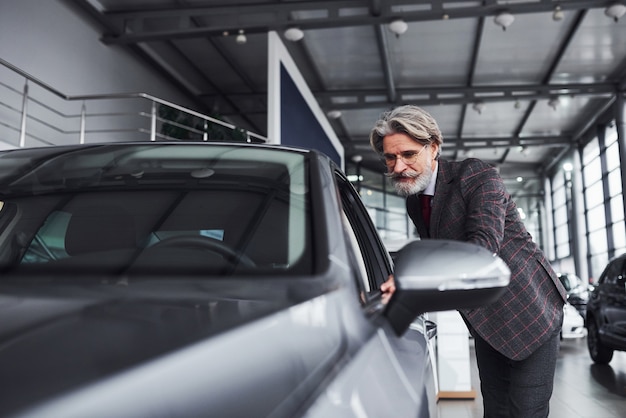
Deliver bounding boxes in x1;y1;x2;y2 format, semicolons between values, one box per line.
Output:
381;274;396;305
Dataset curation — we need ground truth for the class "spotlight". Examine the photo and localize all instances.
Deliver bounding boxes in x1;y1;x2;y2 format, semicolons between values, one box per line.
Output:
605;3;626;22
236;29;247;44
494;11;515;31
472;101;486;115
389;19;408;37
548;98;560;111
553;6;564;21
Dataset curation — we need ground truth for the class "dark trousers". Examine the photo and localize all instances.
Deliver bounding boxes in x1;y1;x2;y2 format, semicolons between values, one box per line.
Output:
473;329;560;418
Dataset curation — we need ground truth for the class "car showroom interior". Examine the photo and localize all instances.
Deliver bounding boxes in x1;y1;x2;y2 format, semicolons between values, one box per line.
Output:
0;1;625;417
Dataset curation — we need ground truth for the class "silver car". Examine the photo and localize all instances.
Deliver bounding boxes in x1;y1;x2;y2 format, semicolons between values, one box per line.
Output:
0;142;509;418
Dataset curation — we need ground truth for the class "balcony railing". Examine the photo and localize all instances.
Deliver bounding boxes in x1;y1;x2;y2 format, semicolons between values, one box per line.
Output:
0;58;266;149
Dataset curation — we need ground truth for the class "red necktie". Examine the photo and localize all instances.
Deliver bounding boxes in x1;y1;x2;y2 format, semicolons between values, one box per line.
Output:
419;194;432;227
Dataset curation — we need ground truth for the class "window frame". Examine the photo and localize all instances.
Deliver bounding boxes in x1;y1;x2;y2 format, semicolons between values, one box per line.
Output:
334;170;393;301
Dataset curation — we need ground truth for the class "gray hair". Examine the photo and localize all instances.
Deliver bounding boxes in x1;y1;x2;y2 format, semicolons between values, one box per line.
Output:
369;105;443;158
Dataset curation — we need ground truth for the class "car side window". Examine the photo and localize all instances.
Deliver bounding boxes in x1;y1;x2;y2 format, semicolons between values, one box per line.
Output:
602;259;624;285
335;171;392;299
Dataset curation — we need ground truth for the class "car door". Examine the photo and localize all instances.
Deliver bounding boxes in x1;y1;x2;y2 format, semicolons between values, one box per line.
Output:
604;258;626;329
303;171;438;417
595;258;625;329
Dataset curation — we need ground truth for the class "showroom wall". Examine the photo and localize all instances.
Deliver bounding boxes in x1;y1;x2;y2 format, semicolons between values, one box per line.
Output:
0;1;203;148
0;1;192;104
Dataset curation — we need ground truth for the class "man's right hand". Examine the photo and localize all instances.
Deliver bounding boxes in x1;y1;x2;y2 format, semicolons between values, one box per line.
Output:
381;274;395;305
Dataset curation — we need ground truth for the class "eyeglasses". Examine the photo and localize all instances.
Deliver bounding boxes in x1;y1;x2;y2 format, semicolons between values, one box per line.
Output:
382;145;429;168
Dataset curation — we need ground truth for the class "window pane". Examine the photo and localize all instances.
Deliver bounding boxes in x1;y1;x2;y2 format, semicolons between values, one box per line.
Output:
590;253;609;282
386;194;406;213
360;187;384;208
587;205;607;231
585;181;605;209
606;123;618;146
582;137;599;165
612;221;626;251
555;224;570;245
608;168;623;198
610;194;624;223
553;172;564;189
589;229;608;256
556;242;570;259
554;205;568;227
385;212;410;240
583;157;602;185
552;186;566;208
606;141;620;171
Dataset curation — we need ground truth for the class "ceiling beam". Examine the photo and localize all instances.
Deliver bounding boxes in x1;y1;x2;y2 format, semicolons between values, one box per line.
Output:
457;14;484;141
349;134;572;151
375;25;397;102
217;82;619;108
317;82;619;108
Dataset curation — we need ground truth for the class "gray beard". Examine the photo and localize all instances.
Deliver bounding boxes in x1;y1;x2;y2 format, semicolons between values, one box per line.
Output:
387;164;432;197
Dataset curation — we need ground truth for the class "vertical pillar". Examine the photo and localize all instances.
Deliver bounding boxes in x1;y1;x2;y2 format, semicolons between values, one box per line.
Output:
617;95;626;225
150;101;157;141
570;146;587;279
19;81;28;147
542;175;555;260
79;102;86;144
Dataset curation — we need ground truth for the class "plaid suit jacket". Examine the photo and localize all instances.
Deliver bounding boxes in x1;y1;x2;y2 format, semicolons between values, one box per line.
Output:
407;158;567;360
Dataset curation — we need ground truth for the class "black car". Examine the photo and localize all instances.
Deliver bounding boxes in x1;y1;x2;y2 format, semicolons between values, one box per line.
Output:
586;253;626;364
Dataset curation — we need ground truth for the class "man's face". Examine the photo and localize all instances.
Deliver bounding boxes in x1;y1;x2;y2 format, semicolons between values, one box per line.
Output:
382;133;438;196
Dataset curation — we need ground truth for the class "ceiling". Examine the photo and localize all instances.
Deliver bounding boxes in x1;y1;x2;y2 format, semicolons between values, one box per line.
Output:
71;0;626;199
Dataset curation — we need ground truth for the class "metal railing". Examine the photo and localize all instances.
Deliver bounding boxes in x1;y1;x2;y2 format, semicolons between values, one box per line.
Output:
0;58;266;149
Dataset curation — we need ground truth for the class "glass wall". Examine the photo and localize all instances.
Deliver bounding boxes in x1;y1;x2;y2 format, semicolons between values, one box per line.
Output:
581;137;608;280
605;125;626;258
551;169;571;259
549;123;626;281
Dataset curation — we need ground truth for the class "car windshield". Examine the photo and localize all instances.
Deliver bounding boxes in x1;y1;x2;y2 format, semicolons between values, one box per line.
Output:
0;143;312;277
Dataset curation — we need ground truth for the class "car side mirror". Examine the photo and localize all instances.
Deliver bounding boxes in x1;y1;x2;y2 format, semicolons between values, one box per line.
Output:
385;239;510;336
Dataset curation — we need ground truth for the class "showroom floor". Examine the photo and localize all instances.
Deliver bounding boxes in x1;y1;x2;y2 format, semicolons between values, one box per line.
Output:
437;336;626;418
